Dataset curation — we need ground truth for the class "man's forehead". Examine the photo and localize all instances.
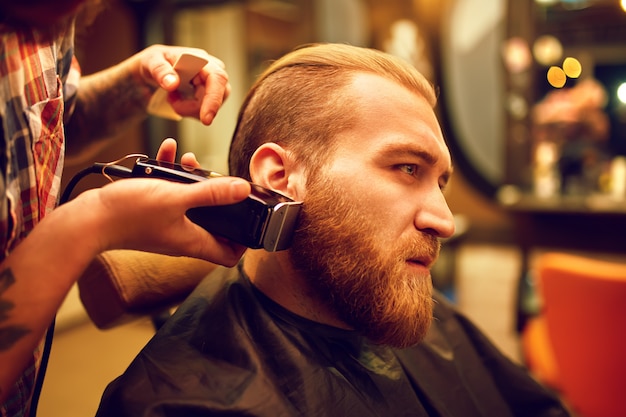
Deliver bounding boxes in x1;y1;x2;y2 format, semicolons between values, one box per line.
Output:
333;80;448;155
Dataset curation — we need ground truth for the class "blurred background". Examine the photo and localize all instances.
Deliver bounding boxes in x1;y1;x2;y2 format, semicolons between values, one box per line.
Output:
41;0;626;415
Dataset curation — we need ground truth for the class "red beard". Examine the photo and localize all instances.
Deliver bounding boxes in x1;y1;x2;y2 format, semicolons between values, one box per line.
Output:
289;174;440;348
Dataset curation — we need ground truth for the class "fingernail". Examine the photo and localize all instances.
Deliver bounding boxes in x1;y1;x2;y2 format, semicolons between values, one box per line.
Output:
163;74;177;88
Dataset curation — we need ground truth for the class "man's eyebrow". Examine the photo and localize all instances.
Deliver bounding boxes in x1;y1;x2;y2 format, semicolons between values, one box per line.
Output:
378;143;452;170
379;143;437;164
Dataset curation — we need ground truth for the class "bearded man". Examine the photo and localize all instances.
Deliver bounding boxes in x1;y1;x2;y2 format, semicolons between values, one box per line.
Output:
95;43;569;417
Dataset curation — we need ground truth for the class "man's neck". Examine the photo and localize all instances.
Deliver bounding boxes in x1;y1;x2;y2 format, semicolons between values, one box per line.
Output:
243;250;351;329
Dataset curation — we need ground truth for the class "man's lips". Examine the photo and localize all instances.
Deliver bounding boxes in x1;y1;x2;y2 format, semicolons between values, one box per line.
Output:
407;256;435;269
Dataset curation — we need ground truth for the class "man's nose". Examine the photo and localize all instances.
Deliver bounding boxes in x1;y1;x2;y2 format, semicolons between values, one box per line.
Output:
414;189;456;238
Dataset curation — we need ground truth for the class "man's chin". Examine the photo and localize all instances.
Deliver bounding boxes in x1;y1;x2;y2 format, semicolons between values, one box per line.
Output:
360;303;434;348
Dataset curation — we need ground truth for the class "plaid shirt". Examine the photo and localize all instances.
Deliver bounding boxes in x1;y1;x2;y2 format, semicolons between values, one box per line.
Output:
0;20;80;417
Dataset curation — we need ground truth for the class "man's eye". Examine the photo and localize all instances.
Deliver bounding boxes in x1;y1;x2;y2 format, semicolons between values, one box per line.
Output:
399;164;418;176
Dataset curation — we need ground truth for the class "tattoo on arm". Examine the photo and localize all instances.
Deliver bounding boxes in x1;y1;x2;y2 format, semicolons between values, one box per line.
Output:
64;67;154;155
0;268;30;351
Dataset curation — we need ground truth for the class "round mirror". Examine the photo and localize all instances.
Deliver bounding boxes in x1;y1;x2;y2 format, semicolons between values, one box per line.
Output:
438;0;507;198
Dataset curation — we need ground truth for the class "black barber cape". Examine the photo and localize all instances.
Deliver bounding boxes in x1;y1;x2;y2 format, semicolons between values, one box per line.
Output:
96;263;569;417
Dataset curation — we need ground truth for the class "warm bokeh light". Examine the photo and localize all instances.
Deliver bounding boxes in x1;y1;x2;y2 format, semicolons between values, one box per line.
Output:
621;0;626;12
533;35;563;66
507;92;528;119
547;66;567;88
617;82;626;104
503;37;532;73
563;57;582;78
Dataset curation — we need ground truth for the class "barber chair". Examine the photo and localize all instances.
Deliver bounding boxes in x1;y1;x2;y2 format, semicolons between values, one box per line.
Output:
78;250;217;329
521;252;626;417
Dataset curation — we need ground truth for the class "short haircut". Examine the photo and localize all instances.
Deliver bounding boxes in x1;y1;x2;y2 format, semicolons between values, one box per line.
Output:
228;43;437;181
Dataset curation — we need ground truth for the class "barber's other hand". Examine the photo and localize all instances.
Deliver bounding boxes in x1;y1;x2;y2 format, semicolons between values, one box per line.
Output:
137;44;230;125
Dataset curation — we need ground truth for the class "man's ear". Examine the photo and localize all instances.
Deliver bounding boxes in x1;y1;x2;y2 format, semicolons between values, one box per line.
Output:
249;143;305;200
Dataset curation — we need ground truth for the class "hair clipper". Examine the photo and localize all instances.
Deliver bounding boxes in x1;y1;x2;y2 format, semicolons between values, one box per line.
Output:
131;158;301;251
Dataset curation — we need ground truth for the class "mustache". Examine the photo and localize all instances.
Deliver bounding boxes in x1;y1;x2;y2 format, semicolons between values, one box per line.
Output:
398;232;441;268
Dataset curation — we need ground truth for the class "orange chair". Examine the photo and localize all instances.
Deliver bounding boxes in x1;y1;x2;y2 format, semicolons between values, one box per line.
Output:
522;252;626;417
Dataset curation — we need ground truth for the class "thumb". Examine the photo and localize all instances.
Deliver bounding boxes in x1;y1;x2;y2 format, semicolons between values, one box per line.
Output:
185;177;251;208
161;72;179;90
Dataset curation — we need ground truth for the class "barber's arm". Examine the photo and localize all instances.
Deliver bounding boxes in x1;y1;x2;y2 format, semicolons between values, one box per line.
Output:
0;171;249;402
64;44;230;161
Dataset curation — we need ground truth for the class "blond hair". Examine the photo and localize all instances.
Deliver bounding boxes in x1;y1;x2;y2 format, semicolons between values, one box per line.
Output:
229;43;437;180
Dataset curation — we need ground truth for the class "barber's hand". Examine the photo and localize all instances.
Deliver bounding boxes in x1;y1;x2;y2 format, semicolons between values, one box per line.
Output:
72;139;249;266
81;174;250;266
136;44;230;125
154;137;200;168
106;138;250;265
